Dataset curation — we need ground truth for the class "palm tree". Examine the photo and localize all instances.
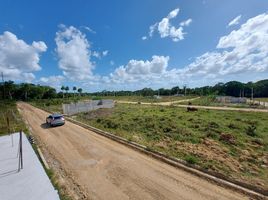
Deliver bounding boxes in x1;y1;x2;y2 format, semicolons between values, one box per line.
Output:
65;86;69;98
61;85;65;98
77;88;82;96
73;86;77;98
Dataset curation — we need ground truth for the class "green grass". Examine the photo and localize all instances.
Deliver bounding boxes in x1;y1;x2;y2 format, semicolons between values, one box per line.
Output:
29;98;89;113
101;95;195;103
0;100;28;136
30;95;196;113
74;103;268;189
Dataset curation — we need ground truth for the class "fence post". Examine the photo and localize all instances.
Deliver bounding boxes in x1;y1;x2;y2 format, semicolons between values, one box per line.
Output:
18;130;23;171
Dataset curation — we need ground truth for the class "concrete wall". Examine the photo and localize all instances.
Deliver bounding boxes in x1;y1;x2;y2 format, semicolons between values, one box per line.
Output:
62;100;114;115
216;96;247;103
246;99;268;107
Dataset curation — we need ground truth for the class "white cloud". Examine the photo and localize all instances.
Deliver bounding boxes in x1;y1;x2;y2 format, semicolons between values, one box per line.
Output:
142;36;147;40
183;12;268;79
92;50;108;59
180;18;192;27
55;25;94;80
146;8;192;42
228;15;242;27
105;13;268;90
102;50;108;56
81;26;96;34
0;31;47;82
149;23;157;37
110;56;169;84
39;75;65;89
110;60;115;66
92;51;100;58
167;8;179;19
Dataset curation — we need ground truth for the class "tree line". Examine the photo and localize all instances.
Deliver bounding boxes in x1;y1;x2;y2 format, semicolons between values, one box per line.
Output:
1;79;268;100
90;79;268;98
0;81;83;100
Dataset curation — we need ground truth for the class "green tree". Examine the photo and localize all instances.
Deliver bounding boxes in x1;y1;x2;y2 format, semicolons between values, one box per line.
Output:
65;86;69;98
73;86;77;98
77;88;82;96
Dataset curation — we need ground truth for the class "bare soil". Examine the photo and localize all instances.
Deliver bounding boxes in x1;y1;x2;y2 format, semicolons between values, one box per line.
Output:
18;102;248;200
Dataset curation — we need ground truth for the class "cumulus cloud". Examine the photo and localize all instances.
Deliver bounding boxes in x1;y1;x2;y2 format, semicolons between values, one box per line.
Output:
39;75;65;89
228;15;242;27
146;8;192;42
105;12;268;89
0;31;47;82
183;12;268;79
55;25;94;80
110;56;169;84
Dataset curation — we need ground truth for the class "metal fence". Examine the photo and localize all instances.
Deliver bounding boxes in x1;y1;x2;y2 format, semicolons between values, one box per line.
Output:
62;100;114;115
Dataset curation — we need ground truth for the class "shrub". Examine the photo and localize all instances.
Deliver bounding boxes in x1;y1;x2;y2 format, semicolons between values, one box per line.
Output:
228;123;237;129
246;125;257;137
185;154;198;165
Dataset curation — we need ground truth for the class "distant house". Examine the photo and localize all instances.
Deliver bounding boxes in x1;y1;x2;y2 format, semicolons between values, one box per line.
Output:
216;96;247;103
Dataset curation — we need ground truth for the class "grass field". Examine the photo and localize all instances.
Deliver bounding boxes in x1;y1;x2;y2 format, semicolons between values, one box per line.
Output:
29;95;197;113
0;101;27;136
73;103;268;190
101;95;195;103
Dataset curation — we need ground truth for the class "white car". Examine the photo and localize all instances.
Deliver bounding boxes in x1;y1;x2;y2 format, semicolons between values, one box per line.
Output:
46;114;65;127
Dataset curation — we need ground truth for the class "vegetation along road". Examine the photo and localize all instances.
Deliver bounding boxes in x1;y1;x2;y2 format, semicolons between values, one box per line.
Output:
17;102;249;200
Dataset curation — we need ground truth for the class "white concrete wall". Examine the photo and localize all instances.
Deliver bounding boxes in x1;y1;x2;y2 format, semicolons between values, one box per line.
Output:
62;100;114;115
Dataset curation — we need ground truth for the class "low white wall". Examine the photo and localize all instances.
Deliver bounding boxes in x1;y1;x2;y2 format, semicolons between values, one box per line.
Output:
62;100;114;115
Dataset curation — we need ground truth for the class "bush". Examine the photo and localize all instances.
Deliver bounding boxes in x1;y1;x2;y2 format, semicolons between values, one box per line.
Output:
246;125;257;137
185;154;198;165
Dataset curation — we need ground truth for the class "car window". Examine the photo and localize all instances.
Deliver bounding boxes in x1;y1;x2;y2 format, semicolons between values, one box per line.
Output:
54;116;62;120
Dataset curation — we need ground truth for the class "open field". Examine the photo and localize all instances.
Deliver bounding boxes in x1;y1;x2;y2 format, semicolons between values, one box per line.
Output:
74;103;268;191
101;95;195;103
17;102;249;199
177;96;267;109
29;96;197;113
0;101;27;136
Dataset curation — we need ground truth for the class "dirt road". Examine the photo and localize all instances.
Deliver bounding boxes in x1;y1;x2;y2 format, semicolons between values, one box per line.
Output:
18;102;248;200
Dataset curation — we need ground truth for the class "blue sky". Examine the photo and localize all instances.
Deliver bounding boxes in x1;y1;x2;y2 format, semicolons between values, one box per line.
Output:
1;0;268;92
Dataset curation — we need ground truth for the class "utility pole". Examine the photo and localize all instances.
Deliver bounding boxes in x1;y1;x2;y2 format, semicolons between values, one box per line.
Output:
251;87;254;101
1;72;5;99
